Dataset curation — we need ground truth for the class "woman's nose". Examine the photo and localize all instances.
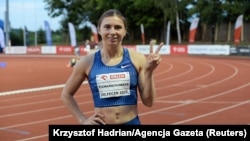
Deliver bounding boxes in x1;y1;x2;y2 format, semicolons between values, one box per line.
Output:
110;27;116;34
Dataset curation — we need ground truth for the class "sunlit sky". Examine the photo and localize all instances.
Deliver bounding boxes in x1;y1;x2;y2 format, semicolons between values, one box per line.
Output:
0;0;62;31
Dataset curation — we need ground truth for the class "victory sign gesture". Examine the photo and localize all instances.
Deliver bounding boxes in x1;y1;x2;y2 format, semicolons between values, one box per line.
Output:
145;40;164;71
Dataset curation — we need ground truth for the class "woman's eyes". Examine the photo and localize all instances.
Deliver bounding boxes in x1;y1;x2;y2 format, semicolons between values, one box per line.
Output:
104;25;122;30
104;25;110;29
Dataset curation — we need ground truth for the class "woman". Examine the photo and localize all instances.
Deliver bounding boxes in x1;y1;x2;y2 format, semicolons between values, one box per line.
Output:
61;9;164;125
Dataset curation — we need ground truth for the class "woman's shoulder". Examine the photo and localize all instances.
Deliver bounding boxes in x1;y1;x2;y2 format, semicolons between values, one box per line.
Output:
126;48;146;69
126;48;145;59
74;51;97;74
81;51;97;62
75;51;95;68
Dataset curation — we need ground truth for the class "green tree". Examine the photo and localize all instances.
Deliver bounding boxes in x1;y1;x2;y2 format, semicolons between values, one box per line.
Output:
42;0;250;44
44;0;165;44
37;27;46;45
10;28;23;46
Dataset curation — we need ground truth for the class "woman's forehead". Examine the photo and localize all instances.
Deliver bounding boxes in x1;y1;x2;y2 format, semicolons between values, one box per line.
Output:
101;16;125;26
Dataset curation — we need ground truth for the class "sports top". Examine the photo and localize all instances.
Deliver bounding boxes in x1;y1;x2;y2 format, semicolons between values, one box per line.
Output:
88;48;138;107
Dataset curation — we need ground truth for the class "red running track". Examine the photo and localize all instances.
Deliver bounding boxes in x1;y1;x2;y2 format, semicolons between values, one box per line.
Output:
0;54;249;141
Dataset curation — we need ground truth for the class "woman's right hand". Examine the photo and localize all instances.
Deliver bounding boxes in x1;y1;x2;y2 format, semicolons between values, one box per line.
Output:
81;113;106;125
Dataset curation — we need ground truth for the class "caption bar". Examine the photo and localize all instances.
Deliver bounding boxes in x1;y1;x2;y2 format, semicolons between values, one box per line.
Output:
49;125;249;140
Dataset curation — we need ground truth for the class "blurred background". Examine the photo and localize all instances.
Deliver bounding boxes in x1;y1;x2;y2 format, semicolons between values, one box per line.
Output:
0;0;249;50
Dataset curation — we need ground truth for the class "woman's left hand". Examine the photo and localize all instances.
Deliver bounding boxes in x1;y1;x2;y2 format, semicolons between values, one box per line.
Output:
145;40;164;71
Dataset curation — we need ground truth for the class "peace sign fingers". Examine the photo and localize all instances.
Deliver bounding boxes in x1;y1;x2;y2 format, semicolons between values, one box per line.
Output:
154;42;164;54
149;40;154;54
149;40;164;54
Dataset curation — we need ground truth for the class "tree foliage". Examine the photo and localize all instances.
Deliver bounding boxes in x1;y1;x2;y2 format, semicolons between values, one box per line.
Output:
9;0;250;45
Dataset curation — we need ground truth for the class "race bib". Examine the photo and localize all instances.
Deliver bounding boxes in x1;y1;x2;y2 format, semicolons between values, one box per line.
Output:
96;72;130;98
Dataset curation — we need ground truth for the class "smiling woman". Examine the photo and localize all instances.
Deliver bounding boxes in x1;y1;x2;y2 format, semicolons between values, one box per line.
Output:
61;9;164;125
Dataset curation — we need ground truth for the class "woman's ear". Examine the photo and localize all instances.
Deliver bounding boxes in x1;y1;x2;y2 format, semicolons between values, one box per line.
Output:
123;32;127;37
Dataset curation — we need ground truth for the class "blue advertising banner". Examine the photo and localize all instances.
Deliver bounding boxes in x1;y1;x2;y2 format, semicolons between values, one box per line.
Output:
0;19;4;30
44;20;53;46
0;19;5;50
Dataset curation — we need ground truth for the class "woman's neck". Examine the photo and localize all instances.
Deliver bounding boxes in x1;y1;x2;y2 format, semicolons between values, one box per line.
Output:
101;46;123;59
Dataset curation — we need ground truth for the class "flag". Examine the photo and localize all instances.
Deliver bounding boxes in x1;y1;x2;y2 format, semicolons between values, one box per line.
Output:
25;26;29;45
189;17;199;43
90;23;98;43
166;21;171;45
0;19;4;48
234;14;243;45
44;20;53;46
140;24;145;44
0;19;4;30
23;26;29;46
84;21;99;43
0;28;5;48
68;22;77;47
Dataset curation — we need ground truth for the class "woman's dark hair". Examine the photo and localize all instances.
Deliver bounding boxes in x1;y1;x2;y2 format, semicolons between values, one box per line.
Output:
97;9;127;30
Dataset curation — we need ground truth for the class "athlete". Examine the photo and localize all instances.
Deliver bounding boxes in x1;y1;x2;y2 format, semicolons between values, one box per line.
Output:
61;9;164;125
